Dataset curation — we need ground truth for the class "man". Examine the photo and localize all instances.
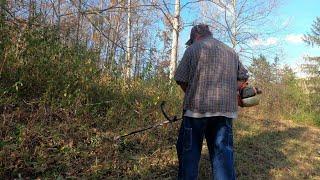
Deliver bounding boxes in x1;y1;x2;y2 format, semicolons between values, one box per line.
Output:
174;24;249;180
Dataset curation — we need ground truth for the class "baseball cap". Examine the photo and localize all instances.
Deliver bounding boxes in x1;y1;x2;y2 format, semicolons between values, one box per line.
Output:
185;24;211;46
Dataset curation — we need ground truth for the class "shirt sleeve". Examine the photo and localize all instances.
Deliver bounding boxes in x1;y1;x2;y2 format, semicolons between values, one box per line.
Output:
237;55;249;81
174;48;191;83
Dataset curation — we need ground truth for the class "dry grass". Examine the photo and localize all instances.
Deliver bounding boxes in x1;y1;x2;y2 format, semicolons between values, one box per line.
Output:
1;106;320;179
233;110;320;180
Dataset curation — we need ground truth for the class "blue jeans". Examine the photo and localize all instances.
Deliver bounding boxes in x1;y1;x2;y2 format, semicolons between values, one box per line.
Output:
177;116;235;180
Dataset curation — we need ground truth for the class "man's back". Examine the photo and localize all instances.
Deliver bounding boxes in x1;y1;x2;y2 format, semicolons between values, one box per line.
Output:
175;36;248;115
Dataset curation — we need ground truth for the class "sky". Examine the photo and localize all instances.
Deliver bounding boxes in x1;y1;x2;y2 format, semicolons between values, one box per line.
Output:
273;0;320;76
177;0;320;77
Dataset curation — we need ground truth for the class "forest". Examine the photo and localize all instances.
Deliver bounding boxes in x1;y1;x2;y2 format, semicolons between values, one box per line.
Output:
1;0;319;179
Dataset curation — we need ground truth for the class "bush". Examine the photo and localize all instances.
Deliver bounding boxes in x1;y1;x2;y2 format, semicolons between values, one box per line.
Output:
0;25;100;111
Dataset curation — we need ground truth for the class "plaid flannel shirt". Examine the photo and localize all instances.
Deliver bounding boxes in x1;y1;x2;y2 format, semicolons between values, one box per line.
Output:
174;37;249;114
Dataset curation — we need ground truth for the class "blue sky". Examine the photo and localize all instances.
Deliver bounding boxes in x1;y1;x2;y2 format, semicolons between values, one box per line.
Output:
177;0;320;76
275;0;320;75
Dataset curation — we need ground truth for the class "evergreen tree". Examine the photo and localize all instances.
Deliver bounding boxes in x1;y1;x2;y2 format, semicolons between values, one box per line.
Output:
303;17;320;78
304;17;320;46
248;55;276;85
303;17;320;113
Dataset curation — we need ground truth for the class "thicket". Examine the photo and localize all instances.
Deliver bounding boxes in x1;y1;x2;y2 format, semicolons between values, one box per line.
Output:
0;18;182;178
247;55;319;125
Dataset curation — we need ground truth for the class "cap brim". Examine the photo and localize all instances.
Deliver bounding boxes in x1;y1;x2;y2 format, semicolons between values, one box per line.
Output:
185;39;193;46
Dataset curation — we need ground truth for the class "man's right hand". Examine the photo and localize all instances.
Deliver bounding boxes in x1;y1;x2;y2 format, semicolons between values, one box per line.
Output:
237;80;248;90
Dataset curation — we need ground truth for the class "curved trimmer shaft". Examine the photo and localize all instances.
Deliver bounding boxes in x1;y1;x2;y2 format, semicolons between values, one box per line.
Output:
114;101;182;141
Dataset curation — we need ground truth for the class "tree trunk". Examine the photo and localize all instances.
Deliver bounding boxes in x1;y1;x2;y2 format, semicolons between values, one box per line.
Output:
57;0;61;41
125;0;132;78
134;35;140;78
28;0;36;27
169;0;180;79
76;0;82;46
98;0;104;69
231;0;237;49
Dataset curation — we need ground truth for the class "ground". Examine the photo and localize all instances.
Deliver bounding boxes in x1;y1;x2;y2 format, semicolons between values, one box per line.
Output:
1;108;320;179
113;110;320;180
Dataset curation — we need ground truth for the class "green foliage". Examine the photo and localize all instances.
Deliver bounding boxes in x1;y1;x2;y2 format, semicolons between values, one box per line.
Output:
302;17;320;114
248;55;277;84
0;23;100;110
248;55;316;124
303;17;320;46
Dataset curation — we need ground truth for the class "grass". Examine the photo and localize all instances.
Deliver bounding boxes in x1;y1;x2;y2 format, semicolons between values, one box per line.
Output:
1;103;320;179
233;110;320;180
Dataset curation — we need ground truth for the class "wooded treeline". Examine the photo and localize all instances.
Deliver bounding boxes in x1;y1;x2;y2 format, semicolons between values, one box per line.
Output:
1;0;282;79
1;0;179;79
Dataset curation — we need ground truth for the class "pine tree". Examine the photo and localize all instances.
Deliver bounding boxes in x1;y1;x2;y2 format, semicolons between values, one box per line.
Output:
304;17;320;46
302;17;320;77
303;17;320;113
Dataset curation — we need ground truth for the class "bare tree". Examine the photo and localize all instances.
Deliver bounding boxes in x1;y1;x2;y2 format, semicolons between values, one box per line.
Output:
125;0;132;78
169;0;180;79
200;0;280;58
164;0;228;79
